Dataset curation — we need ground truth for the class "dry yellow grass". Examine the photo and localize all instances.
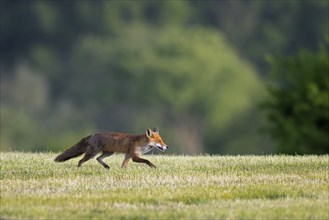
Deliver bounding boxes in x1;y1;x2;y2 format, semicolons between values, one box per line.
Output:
1;152;328;219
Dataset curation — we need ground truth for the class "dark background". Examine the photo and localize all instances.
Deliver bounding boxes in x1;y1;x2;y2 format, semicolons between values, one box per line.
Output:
1;0;328;154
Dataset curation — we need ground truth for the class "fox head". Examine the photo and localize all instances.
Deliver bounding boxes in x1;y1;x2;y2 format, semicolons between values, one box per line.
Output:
146;127;168;152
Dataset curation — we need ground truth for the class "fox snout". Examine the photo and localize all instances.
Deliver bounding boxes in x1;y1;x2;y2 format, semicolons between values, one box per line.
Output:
155;143;168;152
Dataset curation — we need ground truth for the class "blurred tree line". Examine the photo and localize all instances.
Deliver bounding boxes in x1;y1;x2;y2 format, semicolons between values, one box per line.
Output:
1;0;328;154
263;42;329;154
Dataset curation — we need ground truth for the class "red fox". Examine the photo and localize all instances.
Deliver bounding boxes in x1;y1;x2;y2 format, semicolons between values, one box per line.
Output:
54;127;167;169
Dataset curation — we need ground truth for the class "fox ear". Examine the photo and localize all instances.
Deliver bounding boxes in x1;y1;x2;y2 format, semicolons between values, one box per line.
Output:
152;127;159;134
146;128;153;138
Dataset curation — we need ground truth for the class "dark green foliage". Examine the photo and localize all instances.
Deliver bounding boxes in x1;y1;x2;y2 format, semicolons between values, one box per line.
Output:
1;1;328;154
263;43;329;154
190;0;329;74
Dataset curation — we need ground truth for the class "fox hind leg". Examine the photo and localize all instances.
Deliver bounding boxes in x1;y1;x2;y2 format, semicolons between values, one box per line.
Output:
78;152;97;167
97;152;114;169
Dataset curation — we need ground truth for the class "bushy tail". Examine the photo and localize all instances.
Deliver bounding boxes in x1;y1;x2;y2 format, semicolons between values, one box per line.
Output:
54;136;90;162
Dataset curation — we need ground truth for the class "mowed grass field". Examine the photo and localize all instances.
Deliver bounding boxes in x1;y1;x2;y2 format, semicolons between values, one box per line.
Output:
0;152;328;219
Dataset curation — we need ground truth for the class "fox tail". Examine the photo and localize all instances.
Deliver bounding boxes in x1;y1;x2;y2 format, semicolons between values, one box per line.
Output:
54;136;90;162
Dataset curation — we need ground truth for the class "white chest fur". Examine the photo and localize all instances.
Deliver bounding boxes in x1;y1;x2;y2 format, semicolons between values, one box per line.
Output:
140;145;153;155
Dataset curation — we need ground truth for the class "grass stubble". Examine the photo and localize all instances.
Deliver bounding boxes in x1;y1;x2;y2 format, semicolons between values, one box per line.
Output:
0;152;328;219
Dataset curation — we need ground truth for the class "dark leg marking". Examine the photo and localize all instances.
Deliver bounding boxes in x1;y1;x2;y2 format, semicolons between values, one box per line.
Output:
132;156;156;168
97;152;114;169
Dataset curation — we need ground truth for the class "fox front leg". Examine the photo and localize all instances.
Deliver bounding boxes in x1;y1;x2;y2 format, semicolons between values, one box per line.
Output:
121;153;132;168
132;156;156;168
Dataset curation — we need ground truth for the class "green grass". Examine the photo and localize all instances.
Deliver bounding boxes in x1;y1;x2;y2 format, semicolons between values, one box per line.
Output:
0;152;328;219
